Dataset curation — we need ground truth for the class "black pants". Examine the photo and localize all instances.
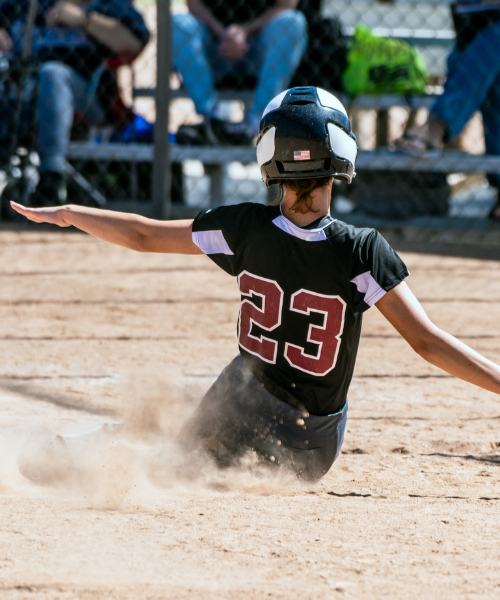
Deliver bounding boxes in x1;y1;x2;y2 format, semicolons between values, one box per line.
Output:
183;355;348;482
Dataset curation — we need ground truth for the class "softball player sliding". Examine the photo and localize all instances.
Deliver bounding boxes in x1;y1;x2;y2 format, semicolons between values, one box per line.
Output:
12;87;500;481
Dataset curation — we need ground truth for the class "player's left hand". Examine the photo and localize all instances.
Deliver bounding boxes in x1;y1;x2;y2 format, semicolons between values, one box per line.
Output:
45;2;86;29
10;202;72;227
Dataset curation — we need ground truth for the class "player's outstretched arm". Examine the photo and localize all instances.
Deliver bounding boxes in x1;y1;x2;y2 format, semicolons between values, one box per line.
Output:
10;202;203;255
376;281;500;395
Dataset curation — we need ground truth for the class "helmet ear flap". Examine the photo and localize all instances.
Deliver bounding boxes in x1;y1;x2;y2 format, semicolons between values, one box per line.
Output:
256;127;276;168
326;123;358;169
256;127;277;187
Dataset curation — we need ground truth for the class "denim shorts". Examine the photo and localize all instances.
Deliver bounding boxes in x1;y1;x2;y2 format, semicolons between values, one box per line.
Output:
183;355;348;481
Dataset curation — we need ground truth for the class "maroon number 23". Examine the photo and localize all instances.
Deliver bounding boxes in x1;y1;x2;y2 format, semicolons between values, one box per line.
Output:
238;271;346;376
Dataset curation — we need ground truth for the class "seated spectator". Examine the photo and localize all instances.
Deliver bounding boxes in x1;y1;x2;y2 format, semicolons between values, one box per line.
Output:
394;3;500;221
173;0;308;146
0;0;149;205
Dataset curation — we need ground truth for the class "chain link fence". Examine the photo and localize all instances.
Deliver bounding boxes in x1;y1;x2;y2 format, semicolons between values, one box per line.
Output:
1;0;499;244
167;0;500;244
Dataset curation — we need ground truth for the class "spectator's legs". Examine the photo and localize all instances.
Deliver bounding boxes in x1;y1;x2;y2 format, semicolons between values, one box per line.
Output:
481;72;500;192
481;72;500;218
246;10;308;132
431;22;500;139
37;61;105;174
396;22;500;155
35;61;105;205
432;23;500;217
172;13;218;117
176;10;307;145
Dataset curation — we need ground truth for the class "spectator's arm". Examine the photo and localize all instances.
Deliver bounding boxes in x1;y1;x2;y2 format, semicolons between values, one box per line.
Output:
186;0;226;38
45;2;146;56
85;11;144;56
243;0;299;37
0;27;12;52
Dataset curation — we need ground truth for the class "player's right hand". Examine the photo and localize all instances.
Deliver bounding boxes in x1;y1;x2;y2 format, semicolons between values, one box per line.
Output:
10;202;72;227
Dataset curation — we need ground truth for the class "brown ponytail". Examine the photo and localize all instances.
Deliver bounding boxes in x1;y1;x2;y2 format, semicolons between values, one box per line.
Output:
272;177;332;214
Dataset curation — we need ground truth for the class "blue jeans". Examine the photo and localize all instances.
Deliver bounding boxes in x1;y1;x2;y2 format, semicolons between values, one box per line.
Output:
172;10;308;120
183;354;348;481
431;20;500;189
37;62;105;173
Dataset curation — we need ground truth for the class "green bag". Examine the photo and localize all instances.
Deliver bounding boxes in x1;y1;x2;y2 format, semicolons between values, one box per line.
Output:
342;24;428;96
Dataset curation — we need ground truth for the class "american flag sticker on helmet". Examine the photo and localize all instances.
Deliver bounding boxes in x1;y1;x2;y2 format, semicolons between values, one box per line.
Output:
294;150;310;161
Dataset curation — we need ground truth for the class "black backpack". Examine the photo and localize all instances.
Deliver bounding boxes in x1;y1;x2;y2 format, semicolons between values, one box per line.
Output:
291;0;347;92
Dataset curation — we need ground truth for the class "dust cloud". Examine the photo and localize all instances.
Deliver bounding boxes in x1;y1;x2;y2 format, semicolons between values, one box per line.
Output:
0;369;300;510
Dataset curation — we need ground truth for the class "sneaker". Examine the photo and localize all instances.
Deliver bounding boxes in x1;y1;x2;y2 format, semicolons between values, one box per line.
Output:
209;117;254;145
176;121;211;146
31;171;67;207
54;422;123;446
177;117;253;146
488;200;500;222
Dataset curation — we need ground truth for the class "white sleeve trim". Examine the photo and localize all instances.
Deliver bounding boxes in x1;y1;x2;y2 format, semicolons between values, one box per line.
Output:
192;229;234;255
351;271;409;307
365;285;387;306
350;270;385;307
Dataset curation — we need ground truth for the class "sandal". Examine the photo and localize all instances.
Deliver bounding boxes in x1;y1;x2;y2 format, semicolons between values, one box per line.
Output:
488;202;500;222
394;131;442;157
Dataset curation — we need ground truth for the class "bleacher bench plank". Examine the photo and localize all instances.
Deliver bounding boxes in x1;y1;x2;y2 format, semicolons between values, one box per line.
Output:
356;151;500;174
67;143;252;164
68;142;154;162
67;143;500;174
133;88;439;112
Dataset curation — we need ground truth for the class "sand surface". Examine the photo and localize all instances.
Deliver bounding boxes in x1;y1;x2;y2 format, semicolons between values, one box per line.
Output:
0;228;499;599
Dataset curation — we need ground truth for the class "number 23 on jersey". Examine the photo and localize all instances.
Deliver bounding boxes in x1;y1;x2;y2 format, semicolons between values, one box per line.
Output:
238;271;346;377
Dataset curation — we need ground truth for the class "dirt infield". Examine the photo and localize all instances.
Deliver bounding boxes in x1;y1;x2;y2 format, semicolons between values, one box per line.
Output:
1;227;499;600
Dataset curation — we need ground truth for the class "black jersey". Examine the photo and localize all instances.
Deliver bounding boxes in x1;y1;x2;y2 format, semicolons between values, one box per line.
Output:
192;203;409;416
